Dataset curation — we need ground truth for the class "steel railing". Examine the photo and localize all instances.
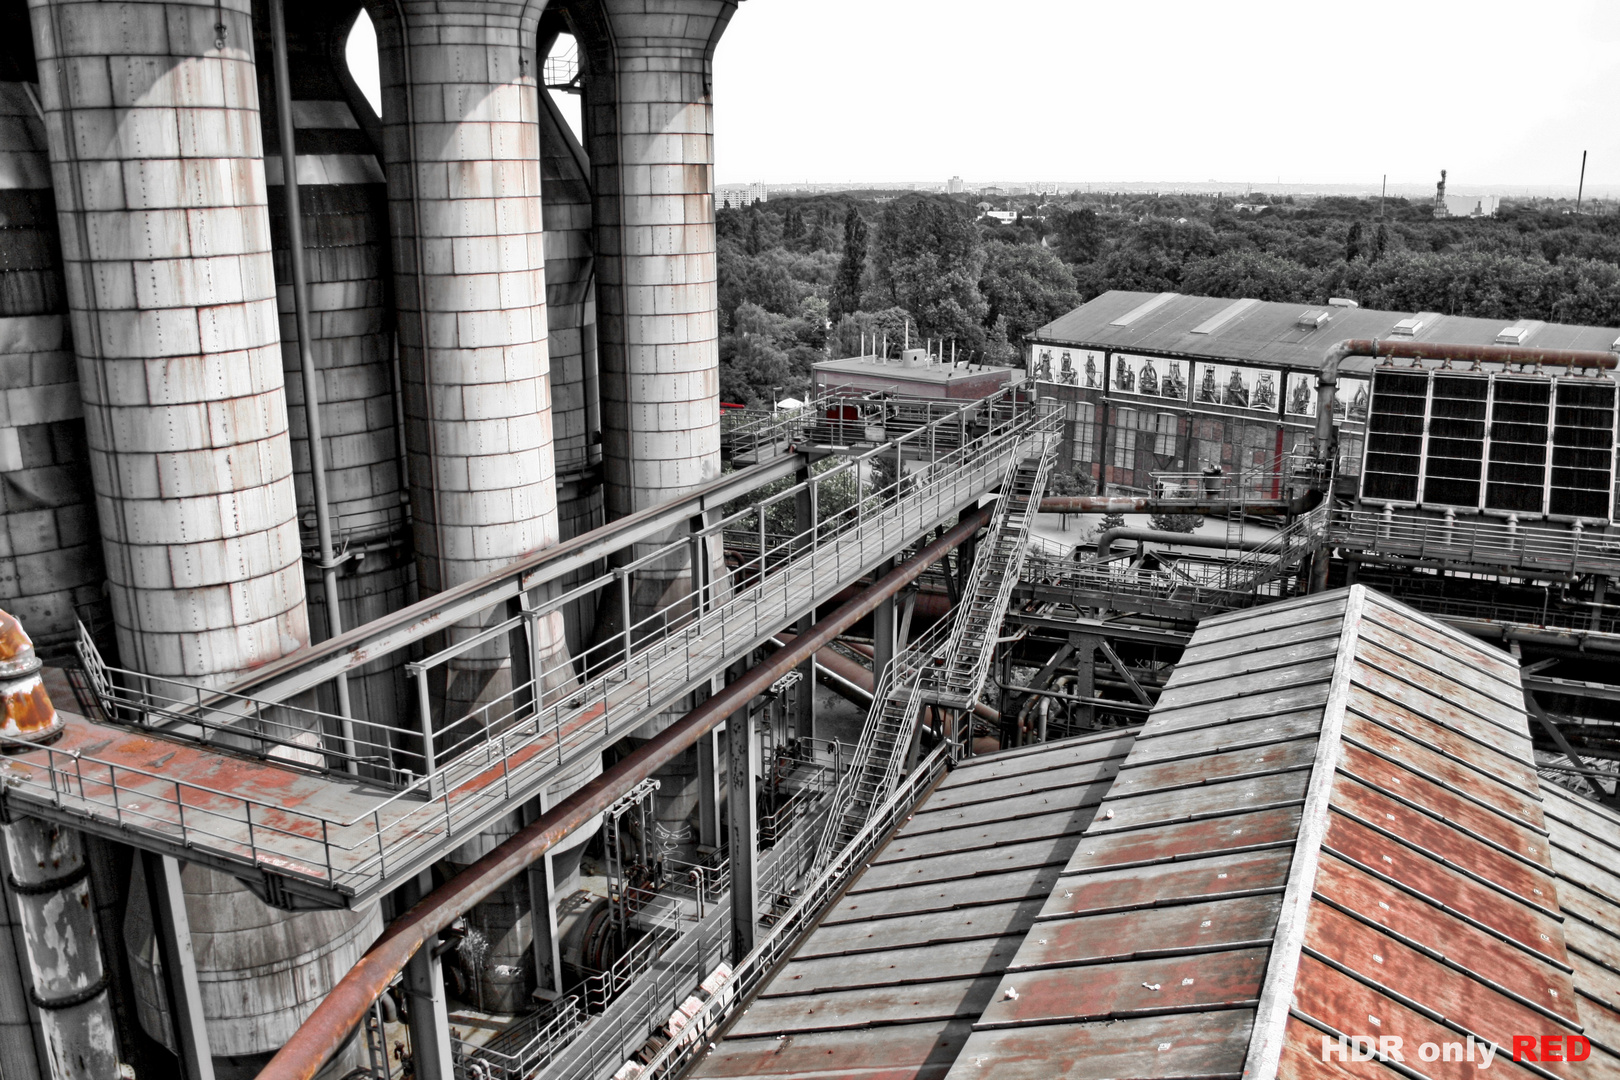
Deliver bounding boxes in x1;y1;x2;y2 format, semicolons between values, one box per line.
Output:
24;393;1049;899
1328;507;1620;576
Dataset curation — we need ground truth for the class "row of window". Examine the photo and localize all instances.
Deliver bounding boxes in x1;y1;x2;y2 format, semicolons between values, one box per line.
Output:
1068;403;1177;469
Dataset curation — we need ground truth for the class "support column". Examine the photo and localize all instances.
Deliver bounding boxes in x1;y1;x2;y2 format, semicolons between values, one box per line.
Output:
697;725;722;849
792;467;816;740
872;560;896;681
140;854;213;1080
28;0;309;684
2;817;119;1080
398;873;452;1080
727;700;760;958
522;798;562;997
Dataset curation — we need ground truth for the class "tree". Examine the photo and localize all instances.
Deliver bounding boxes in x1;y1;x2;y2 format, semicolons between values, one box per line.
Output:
1149;512;1201;533
870;195;988;344
831;205;867;319
979;243;1081;342
719;303;799;406
1047;207;1102;263
1344;221;1364;262
1180;250;1318;304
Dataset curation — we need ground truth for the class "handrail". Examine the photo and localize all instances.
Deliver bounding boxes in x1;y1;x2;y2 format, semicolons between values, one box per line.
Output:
21;398;1050;900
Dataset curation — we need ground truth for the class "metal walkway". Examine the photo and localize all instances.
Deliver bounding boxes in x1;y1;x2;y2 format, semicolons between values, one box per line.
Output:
0;399;1054;908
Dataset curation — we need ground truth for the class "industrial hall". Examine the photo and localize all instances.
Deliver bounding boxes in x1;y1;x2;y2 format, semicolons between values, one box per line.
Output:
0;0;1618;1077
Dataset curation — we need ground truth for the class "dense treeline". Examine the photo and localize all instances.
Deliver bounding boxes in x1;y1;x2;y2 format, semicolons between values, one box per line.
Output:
715;190;1620;407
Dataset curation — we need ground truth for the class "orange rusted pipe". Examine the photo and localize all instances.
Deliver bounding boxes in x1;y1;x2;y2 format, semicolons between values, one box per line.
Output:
256;506;991;1080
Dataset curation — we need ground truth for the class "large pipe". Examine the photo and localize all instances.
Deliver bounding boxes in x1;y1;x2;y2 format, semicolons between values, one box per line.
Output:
268;0;355;753
1039;497;1295;516
770;631;1002;724
1094;527;1277;557
258;506;992;1080
1314;338;1620;461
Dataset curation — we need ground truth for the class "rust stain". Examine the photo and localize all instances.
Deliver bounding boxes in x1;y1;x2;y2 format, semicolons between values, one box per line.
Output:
1064;805;1303;874
974;946;1268;1027
1340;712;1541;823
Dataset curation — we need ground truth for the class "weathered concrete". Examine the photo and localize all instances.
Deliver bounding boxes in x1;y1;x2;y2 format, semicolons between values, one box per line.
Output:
0;80;105;652
27;0;308;684
2;817;119;1080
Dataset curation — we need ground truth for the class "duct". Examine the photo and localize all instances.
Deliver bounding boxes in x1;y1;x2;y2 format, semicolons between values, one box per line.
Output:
257;504;992;1080
1314;338;1620;462
28;0;310;686
251;0;411;749
571;0;738;619
0;80;105;651
1093;527;1276;557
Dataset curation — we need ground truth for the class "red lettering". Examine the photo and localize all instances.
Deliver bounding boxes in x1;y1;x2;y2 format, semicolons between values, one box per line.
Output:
1541;1035;1563;1062
1514;1036;1539;1061
1568;1036;1591;1062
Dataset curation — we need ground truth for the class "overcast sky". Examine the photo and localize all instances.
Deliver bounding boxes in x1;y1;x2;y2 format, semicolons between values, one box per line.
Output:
712;0;1620;194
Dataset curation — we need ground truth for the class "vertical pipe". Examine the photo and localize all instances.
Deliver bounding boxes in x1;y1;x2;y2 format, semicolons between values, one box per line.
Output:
727;703;760;958
2;818;119;1080
397;874;451;1080
268;0;356;762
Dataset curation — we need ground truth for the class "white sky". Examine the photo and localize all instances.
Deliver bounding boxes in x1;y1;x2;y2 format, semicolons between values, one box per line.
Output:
712;0;1620;194
344;2;1620;195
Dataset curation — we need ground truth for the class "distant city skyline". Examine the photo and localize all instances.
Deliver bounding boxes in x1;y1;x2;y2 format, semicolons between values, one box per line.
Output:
713;0;1619;194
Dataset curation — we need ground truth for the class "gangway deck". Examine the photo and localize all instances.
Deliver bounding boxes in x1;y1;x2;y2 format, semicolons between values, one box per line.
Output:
0;396;1055;908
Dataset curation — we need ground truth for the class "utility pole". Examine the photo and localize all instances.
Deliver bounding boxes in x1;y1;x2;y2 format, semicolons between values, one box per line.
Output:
1577;150;1588;214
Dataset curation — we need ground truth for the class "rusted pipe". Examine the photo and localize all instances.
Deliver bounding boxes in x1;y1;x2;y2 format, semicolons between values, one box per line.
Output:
1039;497;1294;516
257;506;991;1080
1315;338;1620;460
1094;527;1276;557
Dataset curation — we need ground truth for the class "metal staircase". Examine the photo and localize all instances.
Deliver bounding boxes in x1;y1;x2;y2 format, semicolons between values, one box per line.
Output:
926;446;1055;711
809;437;1056;871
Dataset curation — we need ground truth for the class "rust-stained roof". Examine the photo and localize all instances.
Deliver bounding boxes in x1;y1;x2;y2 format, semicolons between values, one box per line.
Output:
689;729;1135;1080
945;586;1597;1080
1539;781;1620;1071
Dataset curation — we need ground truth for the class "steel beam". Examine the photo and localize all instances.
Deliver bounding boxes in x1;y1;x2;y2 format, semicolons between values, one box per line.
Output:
142;853;214;1080
397;873;451;1080
727;703;761;958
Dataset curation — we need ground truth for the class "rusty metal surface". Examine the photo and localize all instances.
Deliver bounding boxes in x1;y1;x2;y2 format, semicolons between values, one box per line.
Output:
1145;682;1335;738
1341;712;1542;825
974;947;1268;1027
1312;854;1579;1025
1337;743;1543;857
1176;613;1346;664
1092;769;1312;834
1536;781;1620;1068
1063;805;1304;873
1349;664;1537;771
692;732;1133;1079
1010;895;1282;971
1105;737;1318;799
693;1020;976;1079
1281;1006;1541;1080
942;1009;1253;1080
1153;660;1339;715
1039;848;1294;920
1302;904;1582;1069
1352;644;1532;747
1124;709;1326;765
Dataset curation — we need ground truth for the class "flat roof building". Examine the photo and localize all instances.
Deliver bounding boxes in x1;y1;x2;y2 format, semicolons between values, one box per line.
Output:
814;348;1021;400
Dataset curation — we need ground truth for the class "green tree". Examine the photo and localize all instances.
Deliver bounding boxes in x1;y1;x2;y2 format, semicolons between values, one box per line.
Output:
870;195;988;344
831;205;868;319
979;243;1081;342
1047;207;1102;263
1180;250;1318;304
1148;512;1201;533
720;303;798;406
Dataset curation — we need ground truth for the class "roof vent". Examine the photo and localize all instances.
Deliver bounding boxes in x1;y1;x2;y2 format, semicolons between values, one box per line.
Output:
1190;297;1260;335
1109;292;1179;327
1390;317;1425;337
1296;309;1331;330
1327;297;1359;308
1495;320;1543;345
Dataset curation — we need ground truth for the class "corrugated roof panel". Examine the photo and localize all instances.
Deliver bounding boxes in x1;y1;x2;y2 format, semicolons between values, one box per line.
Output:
1539;782;1620;1069
689;730;1135;1080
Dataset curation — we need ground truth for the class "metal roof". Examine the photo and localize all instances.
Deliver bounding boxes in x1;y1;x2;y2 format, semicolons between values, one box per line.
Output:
689;729;1135;1080
1032;291;1620;371
1540;781;1620;1069
945;586;1593;1079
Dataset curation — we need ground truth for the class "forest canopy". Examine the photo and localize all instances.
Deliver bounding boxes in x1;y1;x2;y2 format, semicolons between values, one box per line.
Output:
714;189;1620;407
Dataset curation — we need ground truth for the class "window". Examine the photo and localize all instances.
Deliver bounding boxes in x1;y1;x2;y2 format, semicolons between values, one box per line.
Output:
1152;412;1178;457
1111;408;1139;472
1070;401;1097;463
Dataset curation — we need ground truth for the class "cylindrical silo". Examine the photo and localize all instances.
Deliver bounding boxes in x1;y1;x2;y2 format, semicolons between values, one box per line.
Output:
252;2;412;738
0;74;104;651
123;860;382;1079
27;0;309;685
372;0;576;729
